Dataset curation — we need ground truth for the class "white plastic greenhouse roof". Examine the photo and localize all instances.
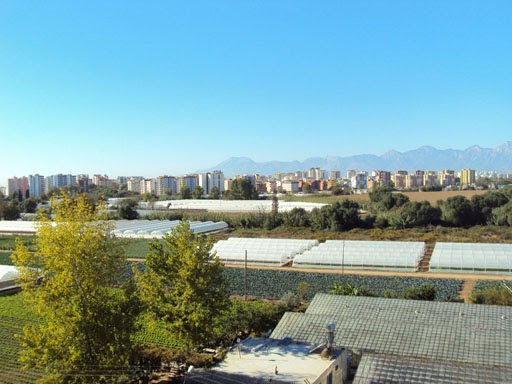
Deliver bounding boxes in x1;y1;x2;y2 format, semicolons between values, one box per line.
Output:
430;242;512;274
0;220;227;238
112;220;228;238
293;240;425;271
212;237;319;267
151;199;326;212
0;265;19;283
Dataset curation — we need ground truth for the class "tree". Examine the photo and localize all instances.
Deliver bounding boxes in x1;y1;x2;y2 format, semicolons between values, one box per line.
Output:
302;183;313;194
329;282;371;296
180;185;192;199
192;186;204;199
12;193;139;384
22;197;38;213
118;198;139;220
310;200;362;231
389;201;441;229
209;186;220;200
136;221;229;350
0;200;20;220
228;179;258;200
439;195;474;226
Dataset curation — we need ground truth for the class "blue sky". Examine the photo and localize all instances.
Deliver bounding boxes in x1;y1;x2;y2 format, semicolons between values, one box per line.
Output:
1;1;511;184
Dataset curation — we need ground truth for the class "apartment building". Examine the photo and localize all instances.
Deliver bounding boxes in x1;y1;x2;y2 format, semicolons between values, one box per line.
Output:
28;174;45;198
7;176;29;197
460;169;476;185
155;176;177;196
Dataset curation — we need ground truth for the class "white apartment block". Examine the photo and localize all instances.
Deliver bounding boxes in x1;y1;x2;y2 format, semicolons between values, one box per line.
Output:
155;176;177;196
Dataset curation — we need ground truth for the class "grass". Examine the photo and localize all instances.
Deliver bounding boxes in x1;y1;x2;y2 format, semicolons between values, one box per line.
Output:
0;235;35;252
0;251;13;266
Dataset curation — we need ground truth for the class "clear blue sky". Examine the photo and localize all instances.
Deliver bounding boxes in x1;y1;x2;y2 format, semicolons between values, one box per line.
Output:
1;1;511;184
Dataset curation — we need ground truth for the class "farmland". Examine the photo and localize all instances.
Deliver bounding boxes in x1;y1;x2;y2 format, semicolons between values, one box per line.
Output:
222;268;463;301
0;294;42;384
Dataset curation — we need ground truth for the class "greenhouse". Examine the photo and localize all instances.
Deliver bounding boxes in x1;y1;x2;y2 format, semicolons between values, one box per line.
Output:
293;240;426;271
112;220;228;238
430;242;512;274
211;237;319;267
0;265;19;290
150;199;326;213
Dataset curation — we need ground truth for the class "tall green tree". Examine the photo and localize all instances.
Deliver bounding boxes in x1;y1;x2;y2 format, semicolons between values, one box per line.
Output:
136;221;229;350
192;186;204;199
228;179;258;200
209;186;220;199
180;185;192;199
12;193;139;384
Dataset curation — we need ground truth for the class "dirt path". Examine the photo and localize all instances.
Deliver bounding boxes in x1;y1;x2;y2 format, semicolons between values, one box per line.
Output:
459;279;477;303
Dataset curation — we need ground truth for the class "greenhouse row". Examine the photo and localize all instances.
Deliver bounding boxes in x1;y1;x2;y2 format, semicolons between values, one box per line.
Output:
430;243;512;274
112;220;228;238
292;240;426;271
151;199;326;212
0;220;228;238
211;238;319;266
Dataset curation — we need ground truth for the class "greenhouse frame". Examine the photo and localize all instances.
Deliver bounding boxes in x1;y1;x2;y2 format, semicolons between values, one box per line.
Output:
292;240;426;271
211;237;319;267
430;242;512;274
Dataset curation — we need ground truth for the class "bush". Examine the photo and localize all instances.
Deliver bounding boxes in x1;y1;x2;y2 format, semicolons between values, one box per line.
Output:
400;283;436;301
470;287;512;306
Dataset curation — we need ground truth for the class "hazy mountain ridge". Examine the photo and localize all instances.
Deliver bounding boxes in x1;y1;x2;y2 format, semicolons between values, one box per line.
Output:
198;142;512;177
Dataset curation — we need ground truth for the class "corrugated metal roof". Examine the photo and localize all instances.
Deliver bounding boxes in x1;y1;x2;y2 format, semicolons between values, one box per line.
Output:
353;354;512;384
271;293;512;368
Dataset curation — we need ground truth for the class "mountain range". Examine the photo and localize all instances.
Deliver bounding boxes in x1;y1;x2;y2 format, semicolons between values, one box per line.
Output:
198;142;512;177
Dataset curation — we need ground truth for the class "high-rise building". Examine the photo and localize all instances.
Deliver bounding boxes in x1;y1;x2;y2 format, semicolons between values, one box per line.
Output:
177;175;198;193
351;172;368;190
330;171;341;180
211;171;225;193
7;176;29;198
155;176;177;196
29;174;45;198
460;169;476;185
45;174;76;193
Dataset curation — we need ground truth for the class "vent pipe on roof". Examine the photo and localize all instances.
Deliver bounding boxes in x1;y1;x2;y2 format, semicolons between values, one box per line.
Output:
321;322;336;359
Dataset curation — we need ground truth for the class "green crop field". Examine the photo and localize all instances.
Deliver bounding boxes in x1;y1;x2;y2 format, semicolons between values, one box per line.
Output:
0;294;43;384
0;251;13;266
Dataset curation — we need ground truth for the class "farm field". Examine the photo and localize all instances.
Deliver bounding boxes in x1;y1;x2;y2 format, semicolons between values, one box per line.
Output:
281;189;487;205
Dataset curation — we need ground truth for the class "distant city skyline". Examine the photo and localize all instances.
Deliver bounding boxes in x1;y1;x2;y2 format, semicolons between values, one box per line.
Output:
2;140;512;187
1;1;511;183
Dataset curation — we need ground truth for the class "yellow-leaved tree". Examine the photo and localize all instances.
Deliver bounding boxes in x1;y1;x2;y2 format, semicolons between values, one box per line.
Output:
12;193;139;384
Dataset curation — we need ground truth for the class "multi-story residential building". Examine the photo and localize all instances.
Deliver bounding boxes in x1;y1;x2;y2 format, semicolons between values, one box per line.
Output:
28;174;45;198
373;170;391;187
116;176;128;185
177;175;198;193
282;180;299;193
330;171;341;180
7;176;29;198
210;171;225;192
439;170;456;187
392;173;407;189
155;176;177;196
423;171;438;186
460;169;476;185
266;180;277;193
197;171;224;195
224;178;233;191
92;175;110;188
405;174;423;189
347;170;357;179
44;174;76;193
140;179;156;195
76;174;90;192
351;172;368;190
127;178;142;193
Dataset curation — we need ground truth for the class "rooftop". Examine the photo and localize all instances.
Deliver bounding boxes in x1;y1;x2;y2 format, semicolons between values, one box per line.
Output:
186;337;338;384
353;354;512;384
271;293;512;368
